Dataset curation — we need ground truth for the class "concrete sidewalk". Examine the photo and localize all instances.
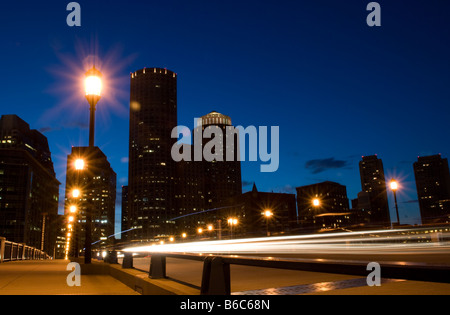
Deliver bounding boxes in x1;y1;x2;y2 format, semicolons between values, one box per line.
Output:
0;260;140;295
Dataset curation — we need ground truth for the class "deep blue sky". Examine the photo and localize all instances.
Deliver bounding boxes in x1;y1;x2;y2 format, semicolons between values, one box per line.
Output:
1;0;449;230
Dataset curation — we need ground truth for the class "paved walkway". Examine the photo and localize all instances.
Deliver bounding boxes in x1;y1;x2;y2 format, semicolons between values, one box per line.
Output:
0;260;139;295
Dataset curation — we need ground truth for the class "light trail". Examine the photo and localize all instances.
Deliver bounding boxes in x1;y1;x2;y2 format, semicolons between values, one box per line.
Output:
122;227;450;256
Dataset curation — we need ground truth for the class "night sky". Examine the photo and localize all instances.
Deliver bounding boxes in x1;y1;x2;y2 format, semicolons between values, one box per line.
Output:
1;0;449;232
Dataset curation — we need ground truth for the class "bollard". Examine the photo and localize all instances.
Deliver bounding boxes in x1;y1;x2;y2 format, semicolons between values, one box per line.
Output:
111;250;118;264
122;252;133;269
107;250;118;264
201;256;231;295
149;255;167;279
200;256;213;295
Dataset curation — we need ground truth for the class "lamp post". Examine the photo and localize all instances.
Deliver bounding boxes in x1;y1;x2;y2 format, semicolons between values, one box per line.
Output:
312;198;321;229
83;66;102;264
390;180;400;226
85;66;102;148
263;210;273;236
228;218;238;239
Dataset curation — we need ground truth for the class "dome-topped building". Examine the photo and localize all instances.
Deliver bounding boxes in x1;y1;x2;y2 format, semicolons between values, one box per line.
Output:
200;111;232;126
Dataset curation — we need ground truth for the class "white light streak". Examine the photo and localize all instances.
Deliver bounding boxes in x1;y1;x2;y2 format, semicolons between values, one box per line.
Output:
123;228;450;256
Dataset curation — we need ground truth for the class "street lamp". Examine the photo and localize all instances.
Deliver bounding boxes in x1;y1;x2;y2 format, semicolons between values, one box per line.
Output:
227;218;238;239
83;66;102;264
72;189;81;198
74;159;85;171
84;66;102;148
313;198;321;207
263;210;273;236
390;180;400;226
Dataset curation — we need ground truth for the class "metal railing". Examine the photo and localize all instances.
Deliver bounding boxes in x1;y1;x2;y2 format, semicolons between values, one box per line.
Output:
0;237;51;263
119;252;450;295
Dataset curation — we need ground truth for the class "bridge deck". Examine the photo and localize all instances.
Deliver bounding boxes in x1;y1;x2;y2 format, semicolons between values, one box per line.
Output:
0;260;139;295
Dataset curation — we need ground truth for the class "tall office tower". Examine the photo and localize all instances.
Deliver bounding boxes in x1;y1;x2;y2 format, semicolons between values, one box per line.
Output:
296;181;350;230
0;115;60;255
414;154;450;224
197;111;242;210
359;155;391;226
128;68;178;241
175;149;206;234
120;185;129;241
65;147;116;253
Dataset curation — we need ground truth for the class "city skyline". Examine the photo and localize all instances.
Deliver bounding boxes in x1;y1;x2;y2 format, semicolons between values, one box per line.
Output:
1;1;449;232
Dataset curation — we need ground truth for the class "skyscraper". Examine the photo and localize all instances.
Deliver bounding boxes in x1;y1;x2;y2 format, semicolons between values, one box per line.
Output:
414;154;450;224
198;111;242;210
359;155;391;226
121;185;129;241
0;115;60;255
173;111;242;235
65;146;116;253
128;68;178;241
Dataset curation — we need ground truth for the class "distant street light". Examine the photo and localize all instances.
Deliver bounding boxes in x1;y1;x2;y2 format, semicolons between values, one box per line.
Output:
313;198;321;207
74;159;85;171
390;180;400;226
263;210;273;236
228;218;238;239
72;189;81;198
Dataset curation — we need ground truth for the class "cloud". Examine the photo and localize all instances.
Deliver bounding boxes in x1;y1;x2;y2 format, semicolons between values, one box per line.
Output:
305;157;350;174
242;180;253;187
38;127;56;133
38;121;88;133
273;184;296;194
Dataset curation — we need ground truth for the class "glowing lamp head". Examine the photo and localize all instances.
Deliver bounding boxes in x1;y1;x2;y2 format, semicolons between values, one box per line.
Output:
74;159;85;170
85;66;103;98
390;180;399;191
207;225;213;231
228;218;238;225
313;198;321;207
264;210;273;218
72;189;81;198
69;205;77;213
182;233;187;238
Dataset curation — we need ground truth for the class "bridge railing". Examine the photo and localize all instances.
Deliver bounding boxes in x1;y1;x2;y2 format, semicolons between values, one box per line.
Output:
0;237;51;263
117;251;450;295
